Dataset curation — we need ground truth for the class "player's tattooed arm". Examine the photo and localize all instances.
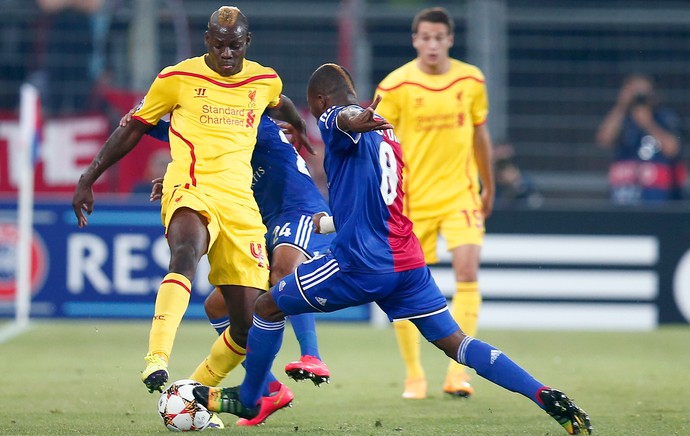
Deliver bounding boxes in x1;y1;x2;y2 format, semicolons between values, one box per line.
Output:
337;95;393;133
72;120;150;227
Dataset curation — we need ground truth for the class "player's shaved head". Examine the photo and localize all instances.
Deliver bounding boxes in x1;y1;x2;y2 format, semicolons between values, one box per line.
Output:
308;63;357;101
306;63;359;119
208;6;248;33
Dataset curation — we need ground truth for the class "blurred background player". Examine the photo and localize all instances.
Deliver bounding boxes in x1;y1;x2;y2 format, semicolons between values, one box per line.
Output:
375;7;495;399
72;5;310;399
193;63;592;436
135;110;333;426
595;73;686;205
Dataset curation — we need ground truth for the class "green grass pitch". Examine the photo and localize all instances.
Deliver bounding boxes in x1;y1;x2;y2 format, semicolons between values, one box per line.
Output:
1;320;688;435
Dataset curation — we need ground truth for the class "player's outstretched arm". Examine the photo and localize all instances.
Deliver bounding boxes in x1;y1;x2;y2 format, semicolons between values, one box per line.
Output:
337;95;393;133
72;121;149;227
268;94;315;154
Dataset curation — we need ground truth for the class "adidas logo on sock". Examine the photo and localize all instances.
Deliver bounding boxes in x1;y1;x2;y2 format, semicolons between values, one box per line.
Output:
490;349;503;364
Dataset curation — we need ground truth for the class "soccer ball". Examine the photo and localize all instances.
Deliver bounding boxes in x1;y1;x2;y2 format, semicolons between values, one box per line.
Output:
158;379;213;431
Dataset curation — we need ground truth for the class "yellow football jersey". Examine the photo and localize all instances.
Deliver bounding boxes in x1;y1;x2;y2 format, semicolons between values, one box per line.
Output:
376;59;488;219
133;55;282;208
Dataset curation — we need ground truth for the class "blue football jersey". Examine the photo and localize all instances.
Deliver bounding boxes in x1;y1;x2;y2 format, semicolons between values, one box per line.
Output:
252;116;329;224
146;115;330;224
317;105;425;273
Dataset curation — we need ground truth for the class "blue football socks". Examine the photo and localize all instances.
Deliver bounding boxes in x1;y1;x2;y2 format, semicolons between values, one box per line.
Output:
289;313;320;358
458;336;547;408
239;315;286;407
209;315;279;397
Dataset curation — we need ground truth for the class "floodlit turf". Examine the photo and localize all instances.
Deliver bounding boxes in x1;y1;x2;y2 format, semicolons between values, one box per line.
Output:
0;320;689;435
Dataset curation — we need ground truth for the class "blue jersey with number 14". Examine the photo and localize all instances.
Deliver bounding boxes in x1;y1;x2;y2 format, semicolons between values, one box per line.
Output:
318;105;425;273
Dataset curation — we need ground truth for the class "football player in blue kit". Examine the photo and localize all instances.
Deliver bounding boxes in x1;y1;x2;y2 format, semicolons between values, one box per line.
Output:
128;106;333;426
191;64;593;435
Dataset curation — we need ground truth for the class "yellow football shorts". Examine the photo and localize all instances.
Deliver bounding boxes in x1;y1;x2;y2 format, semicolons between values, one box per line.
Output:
161;185;270;290
410;190;485;264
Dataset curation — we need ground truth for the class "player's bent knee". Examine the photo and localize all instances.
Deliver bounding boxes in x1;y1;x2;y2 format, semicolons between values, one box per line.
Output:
255;292;285;322
203;288;226;319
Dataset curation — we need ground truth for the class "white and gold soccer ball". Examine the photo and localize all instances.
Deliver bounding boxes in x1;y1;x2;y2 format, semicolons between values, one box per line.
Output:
158;379;213;432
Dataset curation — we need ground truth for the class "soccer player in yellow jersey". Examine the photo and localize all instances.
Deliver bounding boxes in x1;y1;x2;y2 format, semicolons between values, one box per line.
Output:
72;6;310;400
375;7;495;400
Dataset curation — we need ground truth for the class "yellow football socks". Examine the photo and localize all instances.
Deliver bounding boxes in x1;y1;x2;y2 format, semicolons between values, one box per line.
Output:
189;326;246;386
447;281;482;376
148;272;192;362
393;319;425;380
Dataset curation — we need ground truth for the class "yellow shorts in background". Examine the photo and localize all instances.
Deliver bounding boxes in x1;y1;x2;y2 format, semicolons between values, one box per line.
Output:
161;185;270;290
411;191;485;264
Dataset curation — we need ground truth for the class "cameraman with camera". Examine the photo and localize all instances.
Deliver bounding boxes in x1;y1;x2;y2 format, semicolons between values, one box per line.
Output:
596;74;686;204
